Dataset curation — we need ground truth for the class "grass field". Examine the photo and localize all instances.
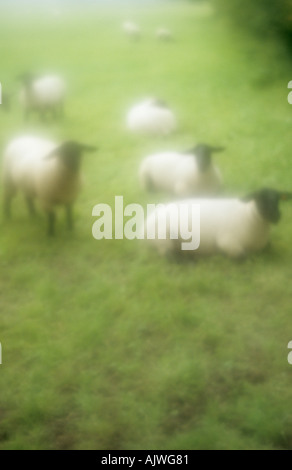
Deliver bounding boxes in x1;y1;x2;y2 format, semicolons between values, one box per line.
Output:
0;0;292;450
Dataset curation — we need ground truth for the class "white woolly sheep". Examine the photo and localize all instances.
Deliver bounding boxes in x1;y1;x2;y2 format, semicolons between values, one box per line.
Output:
3;135;96;236
127;98;177;136
142;188;292;258
156;28;173;41
139;143;224;197
18;73;66;120
122;21;141;41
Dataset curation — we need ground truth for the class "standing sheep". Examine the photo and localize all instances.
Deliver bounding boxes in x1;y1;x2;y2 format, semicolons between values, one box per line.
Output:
127;98;177;136
3;135;96;236
139;143;224;196
142;188;292;258
18;73;66;121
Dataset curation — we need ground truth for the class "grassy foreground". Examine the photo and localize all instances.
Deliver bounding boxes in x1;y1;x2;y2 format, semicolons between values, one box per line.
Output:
0;1;292;450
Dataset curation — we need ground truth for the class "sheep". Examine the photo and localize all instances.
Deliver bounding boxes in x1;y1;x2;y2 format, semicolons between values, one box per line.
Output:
127;98;177;136
3;135;96;236
142;188;292;259
18;73;66;121
139;143;224;197
156;28;173;41
122;21;141;41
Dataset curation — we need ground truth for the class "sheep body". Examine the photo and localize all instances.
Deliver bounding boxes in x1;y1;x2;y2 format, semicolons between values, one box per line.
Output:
19;74;66;119
139;148;222;196
143;190;289;258
127;99;177;136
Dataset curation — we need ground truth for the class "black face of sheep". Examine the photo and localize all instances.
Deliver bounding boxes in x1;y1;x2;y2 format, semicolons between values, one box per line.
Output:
242;188;292;224
47;141;97;171
184;144;225;172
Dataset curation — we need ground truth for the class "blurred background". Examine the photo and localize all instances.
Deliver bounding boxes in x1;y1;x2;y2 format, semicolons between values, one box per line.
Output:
0;0;292;450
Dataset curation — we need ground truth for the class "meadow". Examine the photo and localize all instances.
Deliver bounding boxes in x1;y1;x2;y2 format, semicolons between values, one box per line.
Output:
0;0;292;450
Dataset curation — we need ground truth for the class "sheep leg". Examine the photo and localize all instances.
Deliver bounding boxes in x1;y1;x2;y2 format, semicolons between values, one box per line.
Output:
50;105;63;121
47;210;56;236
39;109;48;123
25;196;36;217
3;181;16;219
66;204;74;231
55;103;64;119
59;102;64;118
3;192;13;219
24;107;31;121
52;107;59;121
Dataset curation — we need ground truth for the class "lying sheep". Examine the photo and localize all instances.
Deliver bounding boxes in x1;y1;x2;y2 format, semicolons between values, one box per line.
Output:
139;144;224;196
122;21;141;41
18;73;66;120
3;135;96;236
127;98;177;136
142;188;292;258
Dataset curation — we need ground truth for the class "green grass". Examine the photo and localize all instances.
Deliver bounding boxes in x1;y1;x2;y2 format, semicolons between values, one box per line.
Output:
0;0;292;450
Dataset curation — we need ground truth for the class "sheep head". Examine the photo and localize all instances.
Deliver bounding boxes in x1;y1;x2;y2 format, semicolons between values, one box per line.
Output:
46;141;97;172
242;188;292;224
184;144;225;172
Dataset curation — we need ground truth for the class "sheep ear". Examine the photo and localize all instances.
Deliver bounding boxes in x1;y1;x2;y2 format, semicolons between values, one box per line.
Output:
279;192;292;201
77;143;97;153
210;146;225;153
